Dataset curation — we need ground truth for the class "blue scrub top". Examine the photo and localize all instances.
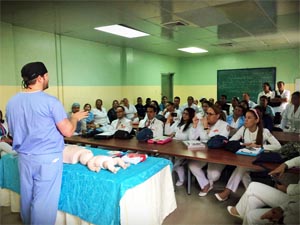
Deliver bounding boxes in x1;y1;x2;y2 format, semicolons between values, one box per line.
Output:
6;91;67;155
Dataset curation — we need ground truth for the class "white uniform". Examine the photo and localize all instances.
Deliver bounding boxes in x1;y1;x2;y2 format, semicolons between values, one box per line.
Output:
124;104;137;120
280;103;300;133
163;109;182;121
180;103;199;113
138;117;164;138
91;107;110;126
91;108;111;131
188;120;230;189
165;121;193;183
248;100;256;109
257;91;274;104
110;117;132;133
273;89;291;113
235;157;300;225
225;127;281;193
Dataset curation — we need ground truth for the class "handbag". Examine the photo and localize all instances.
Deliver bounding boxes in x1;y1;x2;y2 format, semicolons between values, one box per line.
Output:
207;135;228;149
114;130;132;139
250;151;285;187
136;128;153;141
225;140;243;153
252;151;285;165
225;127;246;153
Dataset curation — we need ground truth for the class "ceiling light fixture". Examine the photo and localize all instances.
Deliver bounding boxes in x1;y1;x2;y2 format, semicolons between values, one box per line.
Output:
94;24;149;38
177;47;208;53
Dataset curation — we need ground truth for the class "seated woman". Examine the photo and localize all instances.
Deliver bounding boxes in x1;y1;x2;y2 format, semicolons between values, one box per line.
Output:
165;108;195;186
201;100;213;117
280;91;300;133
226;104;246;136
227;156;299;225
81;103;95;132
91;99;111;131
123;98;139;123
215;109;281;202
188;105;230;196
67;103;82;134
0;109;16;155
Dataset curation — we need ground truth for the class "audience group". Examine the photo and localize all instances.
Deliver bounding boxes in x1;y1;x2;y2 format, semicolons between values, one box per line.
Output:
1;80;299;225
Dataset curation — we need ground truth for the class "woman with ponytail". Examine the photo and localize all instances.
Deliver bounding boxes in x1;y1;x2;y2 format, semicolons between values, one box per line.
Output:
215;109;281;202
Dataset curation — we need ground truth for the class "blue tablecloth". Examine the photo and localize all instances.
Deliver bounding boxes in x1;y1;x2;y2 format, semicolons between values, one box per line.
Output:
0;148;172;225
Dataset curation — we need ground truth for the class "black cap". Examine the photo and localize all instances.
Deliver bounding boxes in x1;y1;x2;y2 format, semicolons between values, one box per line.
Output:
21;62;48;82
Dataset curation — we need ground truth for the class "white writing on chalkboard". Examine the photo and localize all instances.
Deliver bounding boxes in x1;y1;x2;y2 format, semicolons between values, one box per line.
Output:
217;67;276;103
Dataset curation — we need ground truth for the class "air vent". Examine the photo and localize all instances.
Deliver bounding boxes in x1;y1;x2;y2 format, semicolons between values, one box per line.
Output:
161;20;189;28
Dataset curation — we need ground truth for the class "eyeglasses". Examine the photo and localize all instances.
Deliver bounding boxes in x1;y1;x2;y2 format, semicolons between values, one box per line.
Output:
207;112;217;116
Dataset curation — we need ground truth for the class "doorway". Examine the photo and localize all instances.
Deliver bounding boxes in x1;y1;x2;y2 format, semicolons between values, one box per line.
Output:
161;73;174;101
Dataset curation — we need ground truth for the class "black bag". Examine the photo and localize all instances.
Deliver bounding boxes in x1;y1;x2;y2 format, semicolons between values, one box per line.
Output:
252;151;285;165
250;151;285;187
136;128;153;141
207;135;228;149
114;130;132;139
225;140;243;153
250;170;276;187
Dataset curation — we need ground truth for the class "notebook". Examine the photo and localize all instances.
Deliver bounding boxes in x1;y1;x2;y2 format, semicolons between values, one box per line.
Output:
183;140;206;150
236;147;264;156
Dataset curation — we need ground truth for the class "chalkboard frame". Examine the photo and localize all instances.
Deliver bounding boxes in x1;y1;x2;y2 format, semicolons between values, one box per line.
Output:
217;67;276;104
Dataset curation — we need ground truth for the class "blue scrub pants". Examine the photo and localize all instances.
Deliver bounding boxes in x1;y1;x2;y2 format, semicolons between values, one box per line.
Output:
18;152;63;225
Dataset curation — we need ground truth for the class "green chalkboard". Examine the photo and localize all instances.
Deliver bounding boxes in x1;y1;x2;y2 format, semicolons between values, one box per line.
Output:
217;67;276;104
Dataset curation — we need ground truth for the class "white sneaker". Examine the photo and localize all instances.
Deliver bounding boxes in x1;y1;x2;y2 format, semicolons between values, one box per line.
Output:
176;180;184;186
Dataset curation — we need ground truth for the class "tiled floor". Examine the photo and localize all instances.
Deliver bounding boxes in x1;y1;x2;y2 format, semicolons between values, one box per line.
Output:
0;176;244;225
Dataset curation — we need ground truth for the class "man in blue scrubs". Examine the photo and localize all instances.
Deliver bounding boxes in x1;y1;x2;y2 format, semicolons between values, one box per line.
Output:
6;62;87;225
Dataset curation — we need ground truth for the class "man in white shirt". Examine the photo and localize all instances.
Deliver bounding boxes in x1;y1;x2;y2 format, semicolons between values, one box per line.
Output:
139;105;164;138
180;96;199;113
111;106;132;133
270;81;291;113
242;93;256;108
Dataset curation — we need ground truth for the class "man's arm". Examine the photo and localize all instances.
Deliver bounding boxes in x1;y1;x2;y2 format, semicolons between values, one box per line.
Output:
57;111;88;137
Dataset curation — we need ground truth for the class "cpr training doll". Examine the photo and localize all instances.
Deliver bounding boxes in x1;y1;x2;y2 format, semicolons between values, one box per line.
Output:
63;145;93;164
79;149;129;173
63;145;129;173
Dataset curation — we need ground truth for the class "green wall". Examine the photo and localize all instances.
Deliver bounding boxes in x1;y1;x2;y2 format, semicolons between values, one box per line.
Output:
0;22;179;87
1;21;299;88
177;48;299;85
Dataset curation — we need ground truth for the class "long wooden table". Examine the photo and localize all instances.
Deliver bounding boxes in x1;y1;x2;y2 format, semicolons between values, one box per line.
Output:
272;131;300;144
64;136;279;171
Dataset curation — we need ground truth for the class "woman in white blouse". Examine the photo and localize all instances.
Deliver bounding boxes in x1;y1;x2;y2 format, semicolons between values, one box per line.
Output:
257;82;274;104
91;99;110;131
188;105;230;196
280;91;300;133
165;107;195;186
215;108;281;202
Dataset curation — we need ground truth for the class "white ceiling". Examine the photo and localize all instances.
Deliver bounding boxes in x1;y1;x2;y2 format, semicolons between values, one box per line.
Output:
1;0;299;57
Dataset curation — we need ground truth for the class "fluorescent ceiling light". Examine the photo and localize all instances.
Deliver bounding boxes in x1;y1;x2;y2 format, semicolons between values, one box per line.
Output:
177;47;208;53
94;24;149;38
